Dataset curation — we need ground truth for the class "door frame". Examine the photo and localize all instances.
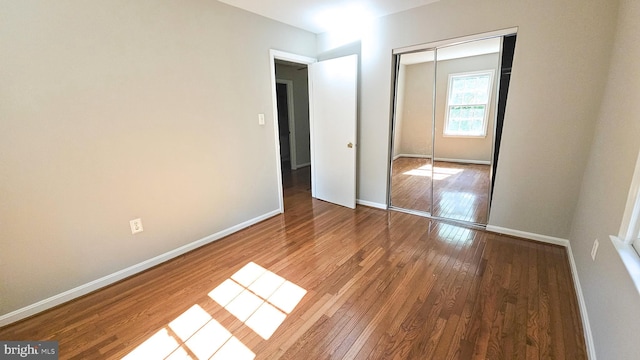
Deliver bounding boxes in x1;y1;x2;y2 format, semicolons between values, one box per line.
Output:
275;79;297;169
269;50;316;213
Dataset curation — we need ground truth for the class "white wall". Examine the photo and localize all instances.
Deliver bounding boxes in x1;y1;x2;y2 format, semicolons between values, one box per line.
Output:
395;62;434;157
568;0;640;358
0;0;315;317
319;0;618;239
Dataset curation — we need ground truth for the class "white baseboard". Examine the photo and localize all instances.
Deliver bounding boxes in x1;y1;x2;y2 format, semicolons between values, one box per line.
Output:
0;209;281;327
435;157;490;165
485;225;570;246
393;154;490;165
566;243;596;360
356;199;387;210
485;224;595;359
394;154;432;160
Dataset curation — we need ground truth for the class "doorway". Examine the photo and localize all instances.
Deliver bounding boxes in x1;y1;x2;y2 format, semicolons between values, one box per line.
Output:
274;72;311;198
270;52;315;212
270;50;359;213
275;80;293;169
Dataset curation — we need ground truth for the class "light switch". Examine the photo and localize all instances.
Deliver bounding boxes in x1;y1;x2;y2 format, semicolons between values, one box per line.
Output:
258;113;265;125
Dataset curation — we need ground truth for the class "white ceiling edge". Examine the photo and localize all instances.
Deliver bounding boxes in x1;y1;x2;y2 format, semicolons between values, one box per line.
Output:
400;37;502;65
217;0;440;34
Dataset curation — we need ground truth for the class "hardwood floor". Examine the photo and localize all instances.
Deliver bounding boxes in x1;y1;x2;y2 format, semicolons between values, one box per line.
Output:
390;157;433;214
390;157;490;224
0;167;586;359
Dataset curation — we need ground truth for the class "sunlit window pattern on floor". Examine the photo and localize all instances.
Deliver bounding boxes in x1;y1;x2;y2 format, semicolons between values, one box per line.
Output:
122;262;306;359
209;262;306;340
403;163;463;180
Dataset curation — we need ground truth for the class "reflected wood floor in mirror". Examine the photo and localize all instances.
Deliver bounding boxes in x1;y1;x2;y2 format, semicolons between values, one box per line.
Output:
391;157;490;224
391;157;433;213
0;166;586;359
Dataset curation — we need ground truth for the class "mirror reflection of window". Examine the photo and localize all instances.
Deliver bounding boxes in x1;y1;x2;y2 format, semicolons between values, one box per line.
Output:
444;70;495;137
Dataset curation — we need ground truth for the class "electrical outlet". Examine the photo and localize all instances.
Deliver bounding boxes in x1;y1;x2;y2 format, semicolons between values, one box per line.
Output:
591;238;599;261
130;218;143;234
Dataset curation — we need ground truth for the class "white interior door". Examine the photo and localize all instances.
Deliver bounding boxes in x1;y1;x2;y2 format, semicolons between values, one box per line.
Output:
309;55;358;209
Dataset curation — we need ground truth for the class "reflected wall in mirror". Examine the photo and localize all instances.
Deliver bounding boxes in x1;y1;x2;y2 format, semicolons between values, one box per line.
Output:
390;50;435;214
388;33;516;226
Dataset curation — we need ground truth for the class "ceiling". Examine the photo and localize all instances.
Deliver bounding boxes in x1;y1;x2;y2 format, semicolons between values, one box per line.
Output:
217;0;440;34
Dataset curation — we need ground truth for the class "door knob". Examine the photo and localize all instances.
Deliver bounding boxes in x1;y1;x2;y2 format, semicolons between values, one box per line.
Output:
347;142;353;148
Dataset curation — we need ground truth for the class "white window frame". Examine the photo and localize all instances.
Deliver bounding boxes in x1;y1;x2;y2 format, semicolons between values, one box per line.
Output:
618;150;640;254
443;70;495;138
612;148;640;295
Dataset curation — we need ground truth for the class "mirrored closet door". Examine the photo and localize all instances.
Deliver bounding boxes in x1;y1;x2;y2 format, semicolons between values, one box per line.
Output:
388;32;517;226
389;49;435;214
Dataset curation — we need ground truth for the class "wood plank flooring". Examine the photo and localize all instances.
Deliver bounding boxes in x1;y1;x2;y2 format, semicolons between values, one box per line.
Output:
390;158;490;224
390;157;433;214
0;166;586;359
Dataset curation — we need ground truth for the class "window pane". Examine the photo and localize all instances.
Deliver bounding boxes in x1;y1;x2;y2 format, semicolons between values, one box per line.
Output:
449;74;491;105
445;70;493;137
446;105;486;136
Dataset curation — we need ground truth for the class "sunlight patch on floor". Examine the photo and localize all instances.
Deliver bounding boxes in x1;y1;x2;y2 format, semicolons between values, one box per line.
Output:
122;262;306;359
435;191;478;223
122;328;181;359
122;304;253;360
404;163;463;180
437;223;475;245
210;262;307;340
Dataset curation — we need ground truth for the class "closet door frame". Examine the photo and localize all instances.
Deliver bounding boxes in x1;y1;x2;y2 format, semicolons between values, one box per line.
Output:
387;27;518;227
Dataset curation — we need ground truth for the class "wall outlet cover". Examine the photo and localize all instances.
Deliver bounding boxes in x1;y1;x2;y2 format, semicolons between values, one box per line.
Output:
130;218;143;234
